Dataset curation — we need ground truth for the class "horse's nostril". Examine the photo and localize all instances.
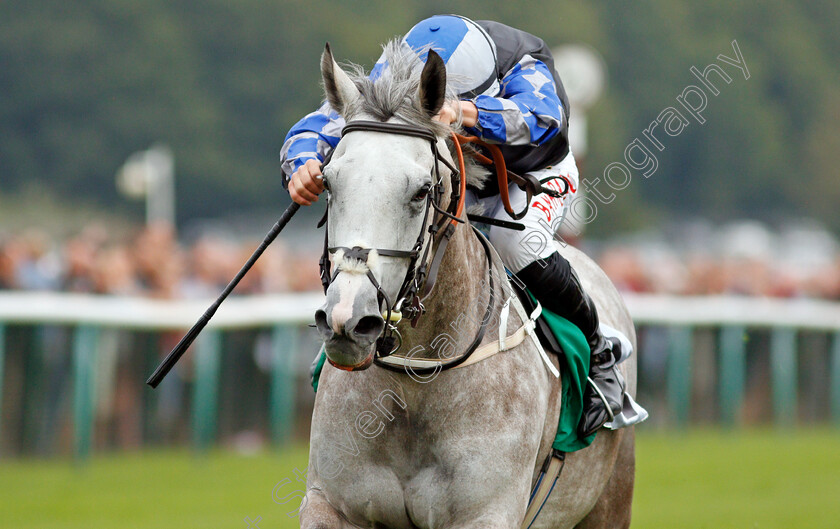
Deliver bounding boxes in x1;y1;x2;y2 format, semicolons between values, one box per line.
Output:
314;309;333;338
352;315;385;342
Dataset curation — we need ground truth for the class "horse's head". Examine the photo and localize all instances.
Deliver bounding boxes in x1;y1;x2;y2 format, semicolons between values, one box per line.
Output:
313;42;456;370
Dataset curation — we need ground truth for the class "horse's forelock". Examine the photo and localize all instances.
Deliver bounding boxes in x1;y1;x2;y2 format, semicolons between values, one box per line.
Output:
342;40;447;133
341;39;489;190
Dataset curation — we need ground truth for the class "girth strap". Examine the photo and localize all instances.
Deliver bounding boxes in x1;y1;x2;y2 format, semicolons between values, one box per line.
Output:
522;450;567;529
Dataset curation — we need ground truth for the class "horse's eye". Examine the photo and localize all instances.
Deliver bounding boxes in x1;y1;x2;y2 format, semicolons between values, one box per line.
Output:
320;175;330;191
412;184;431;202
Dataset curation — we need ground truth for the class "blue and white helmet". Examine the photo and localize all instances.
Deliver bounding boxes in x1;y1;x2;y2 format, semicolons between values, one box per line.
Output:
372;15;500;98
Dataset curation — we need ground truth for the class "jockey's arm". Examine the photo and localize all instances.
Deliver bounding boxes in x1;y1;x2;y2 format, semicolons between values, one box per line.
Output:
280;103;344;205
461;54;565;147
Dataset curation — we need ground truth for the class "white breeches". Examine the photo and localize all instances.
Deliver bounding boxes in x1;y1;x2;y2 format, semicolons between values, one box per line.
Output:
465;151;580;273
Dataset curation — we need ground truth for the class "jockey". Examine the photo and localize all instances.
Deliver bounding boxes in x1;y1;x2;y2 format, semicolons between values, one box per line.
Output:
281;15;623;438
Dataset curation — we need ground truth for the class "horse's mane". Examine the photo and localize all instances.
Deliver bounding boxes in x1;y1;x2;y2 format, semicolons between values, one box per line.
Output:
340;39;491;190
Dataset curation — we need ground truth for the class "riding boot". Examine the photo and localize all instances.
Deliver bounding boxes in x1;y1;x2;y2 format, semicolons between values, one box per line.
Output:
516;252;625;438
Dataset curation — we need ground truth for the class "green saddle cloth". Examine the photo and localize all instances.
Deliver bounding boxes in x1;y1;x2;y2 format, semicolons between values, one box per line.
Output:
532;295;597;452
309;296;595;452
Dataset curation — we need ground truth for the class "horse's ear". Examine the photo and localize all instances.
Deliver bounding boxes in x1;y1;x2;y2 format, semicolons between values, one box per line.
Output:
419;50;447;118
321;42;360;116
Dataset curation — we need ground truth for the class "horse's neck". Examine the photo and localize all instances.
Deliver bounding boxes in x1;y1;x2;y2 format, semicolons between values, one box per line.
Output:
404;224;503;359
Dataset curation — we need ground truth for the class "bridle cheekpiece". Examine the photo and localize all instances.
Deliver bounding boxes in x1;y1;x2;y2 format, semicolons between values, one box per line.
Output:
317;120;466;359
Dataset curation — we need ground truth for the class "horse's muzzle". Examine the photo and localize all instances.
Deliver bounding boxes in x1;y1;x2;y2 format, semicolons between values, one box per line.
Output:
326;347;375;371
315;265;387;370
314;309;384;371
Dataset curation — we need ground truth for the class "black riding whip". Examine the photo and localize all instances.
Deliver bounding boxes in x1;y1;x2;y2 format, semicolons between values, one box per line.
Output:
146;202;301;388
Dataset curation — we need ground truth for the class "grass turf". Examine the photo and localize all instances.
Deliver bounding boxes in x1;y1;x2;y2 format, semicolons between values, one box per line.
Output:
1;428;838;528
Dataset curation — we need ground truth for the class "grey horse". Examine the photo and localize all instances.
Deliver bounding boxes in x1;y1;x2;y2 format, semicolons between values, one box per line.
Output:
303;42;638;529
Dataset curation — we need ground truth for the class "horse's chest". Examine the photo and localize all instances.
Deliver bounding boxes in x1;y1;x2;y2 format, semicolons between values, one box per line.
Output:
312;400;547;528
311;357;552;527
319;453;466;528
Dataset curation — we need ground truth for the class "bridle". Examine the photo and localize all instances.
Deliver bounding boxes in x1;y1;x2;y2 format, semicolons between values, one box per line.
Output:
317;120;496;371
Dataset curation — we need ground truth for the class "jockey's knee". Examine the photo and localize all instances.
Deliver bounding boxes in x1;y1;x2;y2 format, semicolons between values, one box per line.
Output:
488;160;578;272
489;199;566;273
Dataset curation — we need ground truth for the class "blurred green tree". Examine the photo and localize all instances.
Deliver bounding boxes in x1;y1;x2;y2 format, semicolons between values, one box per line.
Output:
0;0;837;232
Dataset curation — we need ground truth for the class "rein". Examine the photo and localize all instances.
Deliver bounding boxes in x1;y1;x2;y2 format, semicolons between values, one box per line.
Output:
453;133;568;221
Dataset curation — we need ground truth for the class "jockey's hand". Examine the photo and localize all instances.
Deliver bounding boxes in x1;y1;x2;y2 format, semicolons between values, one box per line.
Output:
289;159;325;206
434;100;478;127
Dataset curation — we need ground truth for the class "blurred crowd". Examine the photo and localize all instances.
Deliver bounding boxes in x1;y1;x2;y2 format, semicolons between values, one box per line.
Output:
0;223;322;298
593;220;840;300
2;220;840;300
597;246;840;299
